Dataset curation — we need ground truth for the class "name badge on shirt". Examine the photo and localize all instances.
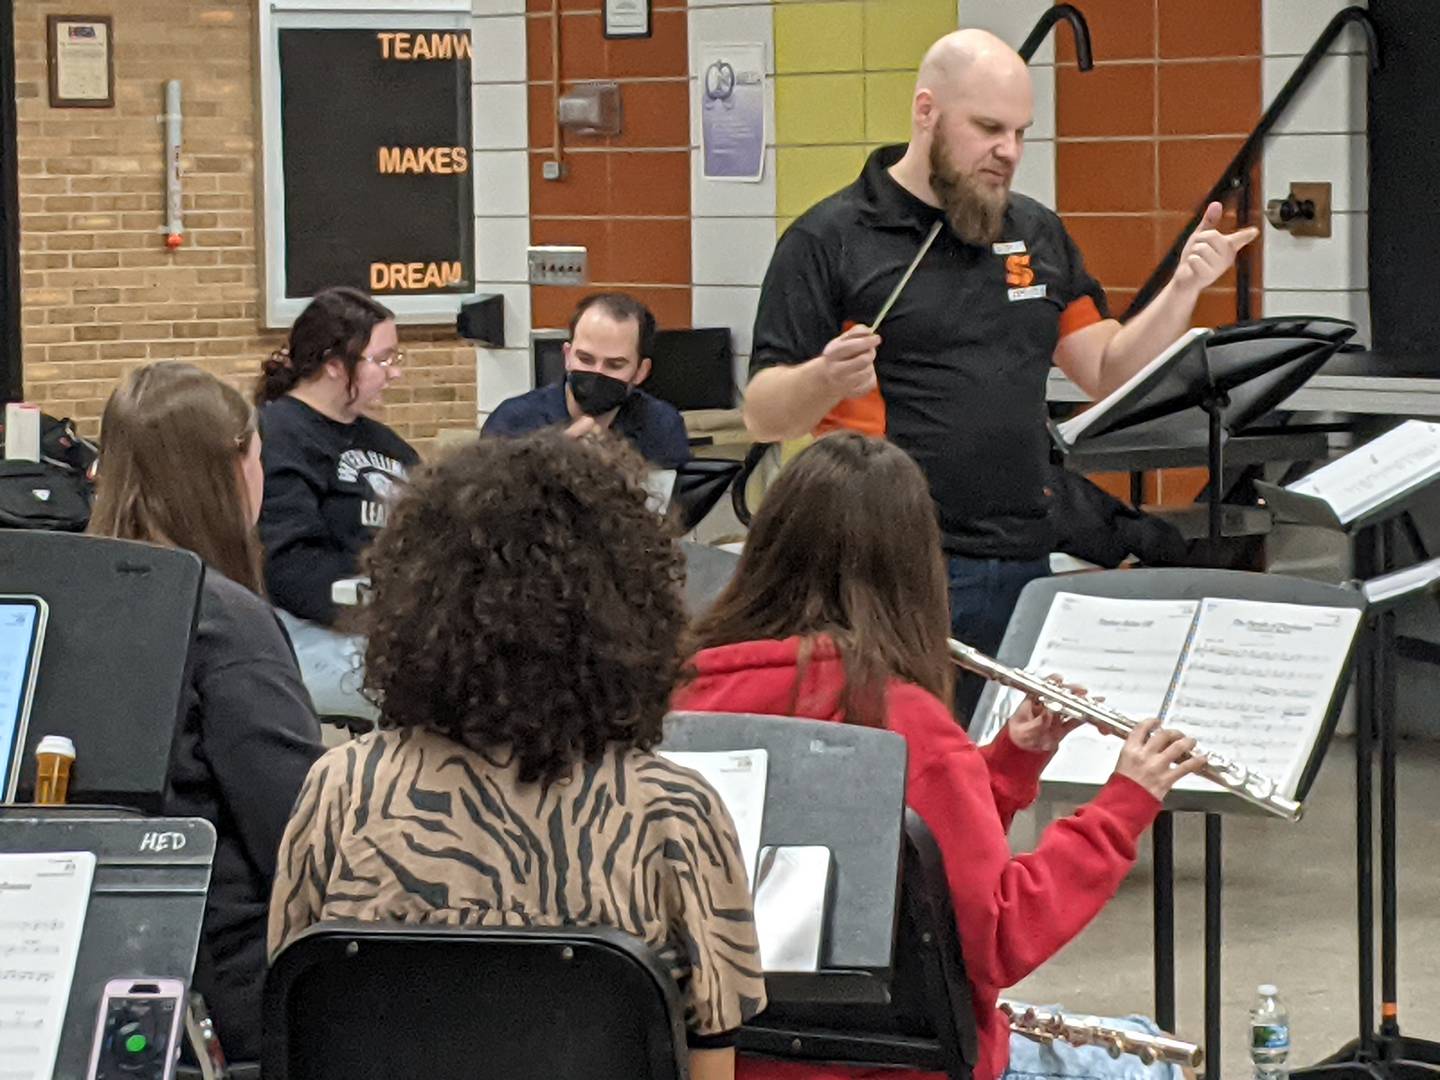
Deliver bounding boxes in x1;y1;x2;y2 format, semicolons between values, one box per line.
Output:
1008;284;1048;301
992;240;1027;255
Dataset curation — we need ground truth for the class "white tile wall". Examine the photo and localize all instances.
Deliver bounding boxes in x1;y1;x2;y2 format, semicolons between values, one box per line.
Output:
687;2;778;378
1262;134;1366;212
960;0;1055;64
692;217;777;287
473;10;533;416
1264;211;1367;291
475;216;531;284
1015;141;1055;209
472;84;529;150
1263;0;1368;57
964;0;1057;209
1263;54;1367;136
477;348;536;413
470;13;527;82
1262;289;1371;342
1261;0;1370;308
693;285;762;358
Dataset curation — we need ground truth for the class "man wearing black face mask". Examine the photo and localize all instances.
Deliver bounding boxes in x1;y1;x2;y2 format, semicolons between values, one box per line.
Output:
482;293;691;468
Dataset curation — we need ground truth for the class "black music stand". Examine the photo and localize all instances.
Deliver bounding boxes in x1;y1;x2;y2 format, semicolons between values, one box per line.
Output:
0;532;204;811
0;811;215;1079
1054;317;1356;544
1260;471;1440;1080
970;569;1364;1080
661;712;909;1006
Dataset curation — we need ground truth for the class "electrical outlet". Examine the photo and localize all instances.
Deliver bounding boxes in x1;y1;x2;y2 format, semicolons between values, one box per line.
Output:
528;245;588;286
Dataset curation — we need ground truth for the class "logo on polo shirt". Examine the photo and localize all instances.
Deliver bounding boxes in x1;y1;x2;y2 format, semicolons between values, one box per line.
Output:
993;240;1047;302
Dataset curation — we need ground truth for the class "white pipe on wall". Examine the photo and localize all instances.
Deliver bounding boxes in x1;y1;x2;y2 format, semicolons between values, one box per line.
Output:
164;79;183;249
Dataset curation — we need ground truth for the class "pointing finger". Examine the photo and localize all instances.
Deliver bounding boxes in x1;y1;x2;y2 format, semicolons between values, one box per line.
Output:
1227;226;1261;252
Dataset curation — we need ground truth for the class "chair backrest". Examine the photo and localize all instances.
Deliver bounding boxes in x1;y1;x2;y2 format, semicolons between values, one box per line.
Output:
736;811;976;1080
263;922;689;1080
0;531;203;810
680;540;739;615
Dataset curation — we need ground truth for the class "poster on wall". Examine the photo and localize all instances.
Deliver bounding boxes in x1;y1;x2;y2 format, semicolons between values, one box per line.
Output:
699;43;766;183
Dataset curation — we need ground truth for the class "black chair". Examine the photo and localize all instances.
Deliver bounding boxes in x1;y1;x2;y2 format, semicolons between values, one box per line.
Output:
262;922;689;1080
673;458;744;531
739;810;979;1080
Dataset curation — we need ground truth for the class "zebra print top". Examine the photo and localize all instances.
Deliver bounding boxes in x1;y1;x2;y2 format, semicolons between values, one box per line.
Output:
268;727;767;1038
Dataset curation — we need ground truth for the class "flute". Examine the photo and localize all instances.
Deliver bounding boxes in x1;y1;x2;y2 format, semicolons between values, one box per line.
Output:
948;638;1303;822
1002;1002;1204;1068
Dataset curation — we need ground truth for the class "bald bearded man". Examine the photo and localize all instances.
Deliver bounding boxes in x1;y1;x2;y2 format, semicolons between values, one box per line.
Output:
745;29;1257;711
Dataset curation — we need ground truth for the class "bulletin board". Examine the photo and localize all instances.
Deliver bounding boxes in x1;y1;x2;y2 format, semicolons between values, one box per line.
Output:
259;1;477;326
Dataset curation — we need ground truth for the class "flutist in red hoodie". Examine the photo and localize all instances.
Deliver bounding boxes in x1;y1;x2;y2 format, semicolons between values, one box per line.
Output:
674;433;1204;1080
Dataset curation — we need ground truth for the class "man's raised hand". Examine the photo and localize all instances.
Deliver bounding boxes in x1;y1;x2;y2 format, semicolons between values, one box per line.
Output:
1172;200;1260;297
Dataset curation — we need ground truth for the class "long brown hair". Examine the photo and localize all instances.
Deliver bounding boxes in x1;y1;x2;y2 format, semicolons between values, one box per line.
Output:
686;432;954;725
89;362;265;594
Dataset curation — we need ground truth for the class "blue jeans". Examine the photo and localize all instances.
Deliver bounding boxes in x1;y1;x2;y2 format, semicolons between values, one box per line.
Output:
1004;1008;1182;1080
948;555;1051;721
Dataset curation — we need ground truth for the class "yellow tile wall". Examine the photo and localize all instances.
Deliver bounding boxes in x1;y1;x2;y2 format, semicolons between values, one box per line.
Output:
773;0;958;237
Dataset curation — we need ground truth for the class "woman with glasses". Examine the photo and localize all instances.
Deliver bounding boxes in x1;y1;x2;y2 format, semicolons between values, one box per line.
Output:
255;286;419;720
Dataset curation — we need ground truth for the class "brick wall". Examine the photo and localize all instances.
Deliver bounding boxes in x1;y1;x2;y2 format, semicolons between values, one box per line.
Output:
13;0;476;449
526;0;692;332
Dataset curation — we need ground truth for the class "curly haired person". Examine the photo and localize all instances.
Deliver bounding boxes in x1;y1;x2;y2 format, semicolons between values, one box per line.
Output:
268;431;765;1080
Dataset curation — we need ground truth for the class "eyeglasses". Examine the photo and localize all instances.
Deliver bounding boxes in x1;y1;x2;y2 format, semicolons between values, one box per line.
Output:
364;349;406;369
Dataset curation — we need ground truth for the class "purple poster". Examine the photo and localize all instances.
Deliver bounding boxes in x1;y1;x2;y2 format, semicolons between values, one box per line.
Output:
700;43;766;183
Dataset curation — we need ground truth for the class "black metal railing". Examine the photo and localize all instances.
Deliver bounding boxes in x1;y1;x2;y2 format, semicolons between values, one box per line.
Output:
1124;6;1379;322
1019;4;1093;69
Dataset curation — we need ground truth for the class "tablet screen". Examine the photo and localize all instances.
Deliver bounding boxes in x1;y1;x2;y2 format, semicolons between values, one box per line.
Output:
0;596;46;801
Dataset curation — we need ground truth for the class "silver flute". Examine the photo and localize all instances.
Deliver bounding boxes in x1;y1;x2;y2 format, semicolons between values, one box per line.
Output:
948;638;1303;822
1002;1003;1204;1068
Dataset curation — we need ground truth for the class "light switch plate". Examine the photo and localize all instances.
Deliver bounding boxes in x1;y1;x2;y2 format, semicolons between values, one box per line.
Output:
527;245;588;286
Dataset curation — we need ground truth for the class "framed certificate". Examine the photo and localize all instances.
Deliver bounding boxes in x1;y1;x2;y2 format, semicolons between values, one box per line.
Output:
47;15;115;108
604;0;651;40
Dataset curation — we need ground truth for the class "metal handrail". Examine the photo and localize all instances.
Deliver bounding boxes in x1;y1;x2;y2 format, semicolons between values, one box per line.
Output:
1124;6;1380;320
1019;4;1093;70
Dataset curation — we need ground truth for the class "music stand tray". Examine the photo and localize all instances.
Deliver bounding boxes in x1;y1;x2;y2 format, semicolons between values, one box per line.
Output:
1054;317;1357;543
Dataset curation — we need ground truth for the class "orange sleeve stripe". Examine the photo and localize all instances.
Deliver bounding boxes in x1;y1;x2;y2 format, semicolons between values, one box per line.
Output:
1059;295;1103;339
815;387;886;438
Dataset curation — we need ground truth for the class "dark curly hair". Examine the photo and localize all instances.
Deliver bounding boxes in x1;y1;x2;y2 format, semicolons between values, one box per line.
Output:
357;430;686;783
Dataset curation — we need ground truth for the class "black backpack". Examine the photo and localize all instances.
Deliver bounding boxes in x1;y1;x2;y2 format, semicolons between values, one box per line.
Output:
0;414;97;532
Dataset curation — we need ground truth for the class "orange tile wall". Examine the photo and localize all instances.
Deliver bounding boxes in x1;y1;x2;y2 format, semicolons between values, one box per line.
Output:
1055;0;1263;504
525;0;691;330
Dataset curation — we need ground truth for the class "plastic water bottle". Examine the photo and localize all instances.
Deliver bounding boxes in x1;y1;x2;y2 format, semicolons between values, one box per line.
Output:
1250;984;1291;1080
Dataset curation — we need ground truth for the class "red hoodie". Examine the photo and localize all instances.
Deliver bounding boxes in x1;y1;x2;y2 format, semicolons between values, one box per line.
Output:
672;636;1161;1080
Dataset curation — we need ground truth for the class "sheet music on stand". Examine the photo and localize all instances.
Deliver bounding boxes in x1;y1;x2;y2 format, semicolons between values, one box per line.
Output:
658;748;767;888
977;591;1361;805
1284;419;1440;526
0;851;96;1080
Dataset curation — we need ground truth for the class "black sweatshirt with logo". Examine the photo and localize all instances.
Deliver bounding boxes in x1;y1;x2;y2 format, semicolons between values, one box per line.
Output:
257;396;419;625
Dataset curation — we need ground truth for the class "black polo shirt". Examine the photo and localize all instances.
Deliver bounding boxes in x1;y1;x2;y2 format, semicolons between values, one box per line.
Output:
751;144;1109;560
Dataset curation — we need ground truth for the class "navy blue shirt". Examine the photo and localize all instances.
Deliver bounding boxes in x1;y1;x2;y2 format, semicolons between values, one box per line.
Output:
482;382;692;468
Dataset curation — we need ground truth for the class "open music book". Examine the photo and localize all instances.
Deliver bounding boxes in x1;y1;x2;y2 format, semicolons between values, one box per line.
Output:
976;592;1361;802
1053;328;1211;447
1284;419;1440;525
